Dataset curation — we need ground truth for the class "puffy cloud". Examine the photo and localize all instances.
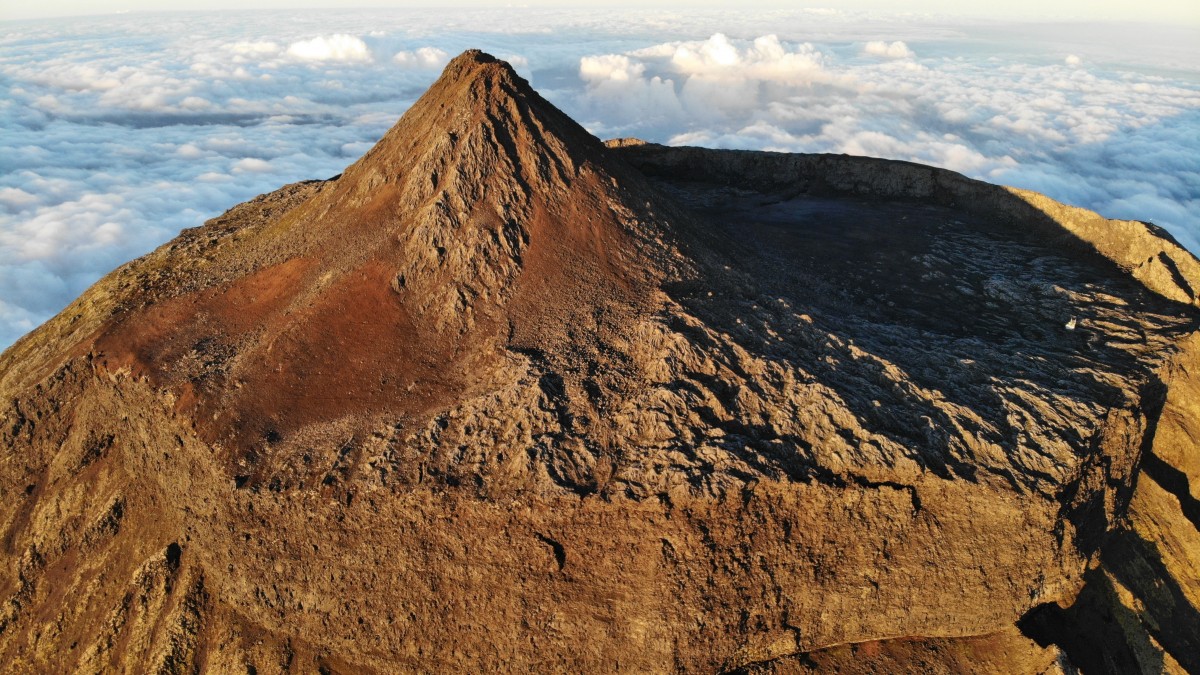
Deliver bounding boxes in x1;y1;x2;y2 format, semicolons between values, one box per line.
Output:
286;34;372;63
226;41;282;60
580;54;645;82
232;158;273;173
0;187;38;212
1064;54;1082;67
0;297;38;340
393;47;450;69
176;143;206;158
579;34;836;131
579;55;681;129
864;41;914;59
642;34;827;84
572;32;1199;251
502;54;530;70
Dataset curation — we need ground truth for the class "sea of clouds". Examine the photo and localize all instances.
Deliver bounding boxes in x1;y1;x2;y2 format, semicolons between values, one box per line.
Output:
2;9;1198;348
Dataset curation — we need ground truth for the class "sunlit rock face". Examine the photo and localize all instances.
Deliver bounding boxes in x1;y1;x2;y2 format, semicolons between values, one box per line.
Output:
1;51;1197;673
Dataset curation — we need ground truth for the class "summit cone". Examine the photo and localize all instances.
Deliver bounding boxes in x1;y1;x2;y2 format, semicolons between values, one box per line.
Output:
13;50;689;461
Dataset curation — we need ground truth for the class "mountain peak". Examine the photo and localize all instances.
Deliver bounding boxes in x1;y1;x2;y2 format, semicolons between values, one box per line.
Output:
333;49;602;199
313;51;672;333
441;48;511;80
3;45;1199;675
69;50;680;454
420;47;531;113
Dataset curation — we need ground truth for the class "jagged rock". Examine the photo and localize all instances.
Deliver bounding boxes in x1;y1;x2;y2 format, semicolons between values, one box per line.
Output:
1;50;1197;673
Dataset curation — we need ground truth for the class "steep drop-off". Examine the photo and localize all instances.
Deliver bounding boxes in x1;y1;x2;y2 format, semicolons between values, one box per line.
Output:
1;51;1197;673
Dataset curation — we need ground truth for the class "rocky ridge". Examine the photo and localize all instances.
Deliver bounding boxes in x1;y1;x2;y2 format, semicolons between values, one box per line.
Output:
1;50;1197;673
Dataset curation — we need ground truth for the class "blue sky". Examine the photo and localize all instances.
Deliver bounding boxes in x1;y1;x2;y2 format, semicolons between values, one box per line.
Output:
1;8;1198;348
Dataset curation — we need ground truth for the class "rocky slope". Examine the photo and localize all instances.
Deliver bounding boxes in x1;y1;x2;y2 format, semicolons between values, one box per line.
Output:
1;50;1197;673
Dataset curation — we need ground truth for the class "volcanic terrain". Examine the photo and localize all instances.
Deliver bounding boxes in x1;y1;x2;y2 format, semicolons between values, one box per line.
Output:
1;50;1198;673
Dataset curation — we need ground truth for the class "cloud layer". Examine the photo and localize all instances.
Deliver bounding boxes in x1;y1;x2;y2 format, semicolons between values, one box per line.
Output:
573;32;1200;255
1;9;1197;348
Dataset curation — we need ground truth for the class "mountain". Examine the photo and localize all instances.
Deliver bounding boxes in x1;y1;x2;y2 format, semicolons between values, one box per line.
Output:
2;50;1197;673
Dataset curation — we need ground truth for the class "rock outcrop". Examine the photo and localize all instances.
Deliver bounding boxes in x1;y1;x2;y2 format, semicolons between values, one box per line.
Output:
1;51;1197;673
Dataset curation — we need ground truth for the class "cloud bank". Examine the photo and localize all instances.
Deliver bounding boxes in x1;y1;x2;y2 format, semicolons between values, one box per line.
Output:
863;40;914;59
286;34;372;62
1;9;1197;349
573;32;1200;255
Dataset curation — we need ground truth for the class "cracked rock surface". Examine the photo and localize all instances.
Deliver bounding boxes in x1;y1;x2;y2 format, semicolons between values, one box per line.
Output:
2;51;1197;673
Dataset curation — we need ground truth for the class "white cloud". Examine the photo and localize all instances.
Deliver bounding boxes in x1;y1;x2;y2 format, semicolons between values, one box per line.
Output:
0;187;39;212
393;47;450;69
649;34;827;84
574;31;1199;250
1;193;130;262
503;54;530;70
1065;54;1082;66
286;34;372;63
579;55;680;129
227;40;282;59
580;34;835;129
0;297;37;339
864;41;914;59
580;54;645;82
232;158;274;173
176;143;206;158
179;96;211;111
